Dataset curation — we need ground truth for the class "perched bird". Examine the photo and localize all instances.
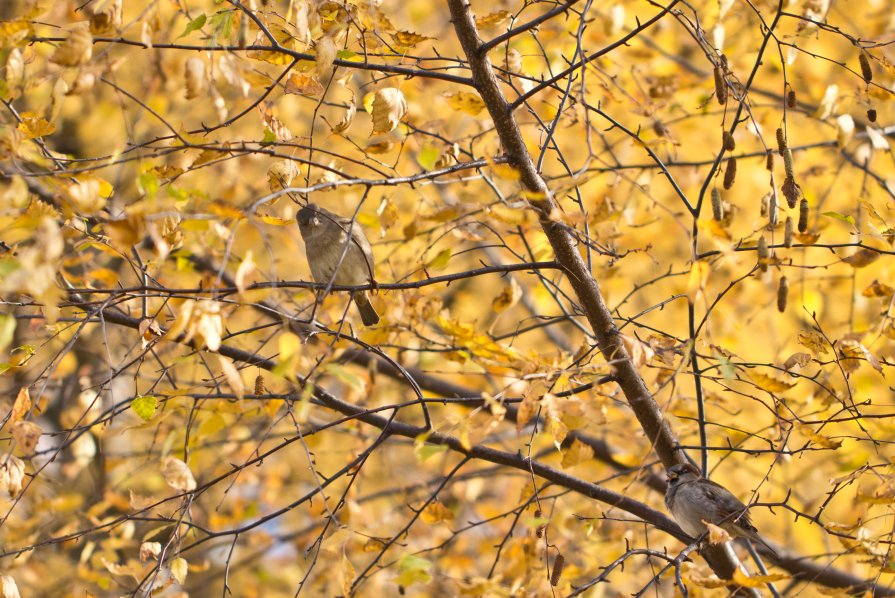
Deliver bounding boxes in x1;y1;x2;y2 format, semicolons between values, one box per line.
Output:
296;203;380;326
665;462;778;559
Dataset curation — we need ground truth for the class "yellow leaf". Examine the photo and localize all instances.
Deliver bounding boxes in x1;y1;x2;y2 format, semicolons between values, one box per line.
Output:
444;91;485;116
862;280;894;298
492;278;521;313
369;87;407;135
420;501;454;524
390;30;433;50
475;10;511;29
218;354;245;400
747;371;797;393
16;112;56;139
686;261;710;303
796;424;843;449
0;21;33;48
50;26;93;67
427;248;452;270
170;557;188;585
560;439;594;468
798;329;830;354
10;387;31;422
705;521;732;544
284;73;325;96
731;569;790;587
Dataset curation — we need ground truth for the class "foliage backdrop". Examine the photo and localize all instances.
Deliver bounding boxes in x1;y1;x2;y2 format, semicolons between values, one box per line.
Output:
0;0;894;595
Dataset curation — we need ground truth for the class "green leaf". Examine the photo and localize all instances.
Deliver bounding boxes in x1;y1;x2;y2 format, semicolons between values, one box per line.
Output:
414;432;447;462
822;211;856;227
210;11;233;42
0;314;16;354
261;128;277;145
336;49;358;60
416;145;440;171
138;172;159;197
395;554;432;588
132;395;158;421
177;14;207;39
427;248;451;270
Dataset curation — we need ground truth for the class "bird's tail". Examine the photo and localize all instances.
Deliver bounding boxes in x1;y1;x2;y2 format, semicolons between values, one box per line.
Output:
353;292;380;326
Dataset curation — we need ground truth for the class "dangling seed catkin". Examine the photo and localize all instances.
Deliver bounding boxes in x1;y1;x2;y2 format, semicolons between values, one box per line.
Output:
766;149;774;171
776;127;787;155
782;176;798;209
798;198;809;232
783;148;794;178
758;236;769;272
550;554;565;587
711;188;723;221
723;131;736;152
723;157;737;189
784;216;794;247
777;276;789;312
859;52;873;83
787;89;796;108
768;190;778;227
714;66;727;104
868;108;877;122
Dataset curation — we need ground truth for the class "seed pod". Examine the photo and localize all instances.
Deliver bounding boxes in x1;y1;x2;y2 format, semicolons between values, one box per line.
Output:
550;554;565;587
714;66;727;104
787;89;796;108
757;236;769;272
784;216;794;247
722;131;736;152
777;275;789;312
776;127;787;155
768;190;778;227
798;198;809;232
712;188;723;221
783;148;794;178
868;108;877;123
859;52;873;83
782;176;799;209
723;157;737;189
765;149;774;171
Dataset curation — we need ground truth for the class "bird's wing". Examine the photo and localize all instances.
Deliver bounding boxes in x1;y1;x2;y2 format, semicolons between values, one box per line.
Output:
701;480;756;530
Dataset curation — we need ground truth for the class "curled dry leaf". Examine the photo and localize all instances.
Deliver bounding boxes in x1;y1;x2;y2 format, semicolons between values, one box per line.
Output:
50;26;93;67
0;575;20;598
267;159;299;194
184;57;206;100
139;541;162;562
369;88;407;135
783;352;811;371
0;456;25;497
331;96;356;135
218;354;246;400
86;0;122;34
705;521;732;544
163;457;197;492
285;73;325;96
11;420;41;456
492;278;521;313
620;334;656;368
234;250;256;294
314;35;337;78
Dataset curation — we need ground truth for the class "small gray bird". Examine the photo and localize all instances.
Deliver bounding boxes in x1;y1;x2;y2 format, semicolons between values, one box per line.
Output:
665;463;778;559
296;203;380;326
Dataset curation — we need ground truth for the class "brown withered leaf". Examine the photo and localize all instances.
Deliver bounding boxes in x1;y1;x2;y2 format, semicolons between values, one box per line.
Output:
390;30;433;50
862;280;894;299
841;247;879;268
783;352;811;370
475;10;511;29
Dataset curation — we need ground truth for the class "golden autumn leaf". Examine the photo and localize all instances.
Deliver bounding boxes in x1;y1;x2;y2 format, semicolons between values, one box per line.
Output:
747;371;797;393
475;10;512;29
444;91;486;116
390;30;433;49
492;278;521;313
367;87;407;135
420;501;454;524
285;73;325;96
732;570;790;587
16;112;55;139
50;26;93;67
798;330;830;354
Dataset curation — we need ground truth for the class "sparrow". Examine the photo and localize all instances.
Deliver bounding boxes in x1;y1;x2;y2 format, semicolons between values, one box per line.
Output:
296;203;380;326
665;462;778;559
